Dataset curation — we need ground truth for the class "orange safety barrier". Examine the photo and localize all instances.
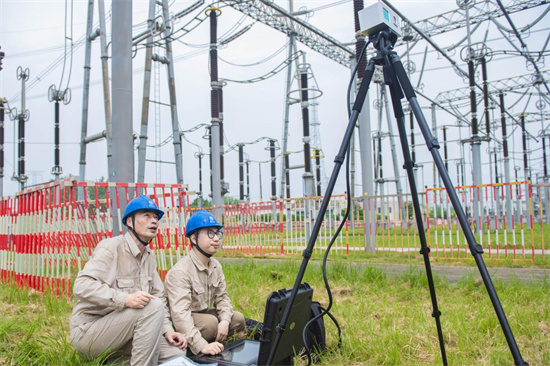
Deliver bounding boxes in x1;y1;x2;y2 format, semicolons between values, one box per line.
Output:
2;179;544;300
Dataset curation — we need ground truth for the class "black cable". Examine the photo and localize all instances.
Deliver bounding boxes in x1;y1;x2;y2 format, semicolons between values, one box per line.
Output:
301;40;369;366
347;41;370;117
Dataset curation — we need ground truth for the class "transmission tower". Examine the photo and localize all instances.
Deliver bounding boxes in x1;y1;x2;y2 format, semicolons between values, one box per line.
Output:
137;0;184;186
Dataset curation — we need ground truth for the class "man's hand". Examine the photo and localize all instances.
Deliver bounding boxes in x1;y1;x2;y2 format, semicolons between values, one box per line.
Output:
124;291;155;309
201;342;224;355
215;320;230;342
164;331;187;350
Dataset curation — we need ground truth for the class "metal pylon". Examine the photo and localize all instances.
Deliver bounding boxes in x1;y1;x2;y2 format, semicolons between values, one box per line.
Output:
137;0;184;185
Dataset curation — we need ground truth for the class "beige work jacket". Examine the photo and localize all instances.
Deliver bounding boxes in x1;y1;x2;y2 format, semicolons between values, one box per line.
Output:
164;250;234;354
70;233;174;335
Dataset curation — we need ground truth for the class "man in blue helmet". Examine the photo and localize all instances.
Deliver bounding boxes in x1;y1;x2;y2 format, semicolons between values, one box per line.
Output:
70;195;187;365
164;210;245;356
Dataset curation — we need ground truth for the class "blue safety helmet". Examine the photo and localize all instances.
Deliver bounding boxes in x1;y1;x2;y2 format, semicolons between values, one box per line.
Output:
122;195;164;227
185;210;223;237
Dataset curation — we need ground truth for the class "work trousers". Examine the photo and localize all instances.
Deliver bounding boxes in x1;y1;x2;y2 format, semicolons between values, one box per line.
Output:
71;298;185;366
191;308;246;344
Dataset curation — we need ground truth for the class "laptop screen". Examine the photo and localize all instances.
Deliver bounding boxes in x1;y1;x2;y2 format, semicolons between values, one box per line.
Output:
194;339;259;366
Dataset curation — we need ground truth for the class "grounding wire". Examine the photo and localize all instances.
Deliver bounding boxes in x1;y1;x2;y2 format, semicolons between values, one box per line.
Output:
147;134;173;148
181;134;204;153
508;88;532;110
218;50;303;84
9;45;68;59
8;10;113;103
307;0;351;13
169;6;246;48
445;21;484;52
493;1;550;95
520;91;534;118
397;26;550;67
218;40;289;67
415;45;428;89
302;39;370;366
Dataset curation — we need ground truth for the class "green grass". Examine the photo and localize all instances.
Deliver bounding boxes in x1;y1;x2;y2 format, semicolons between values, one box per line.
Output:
2;260;549;365
225;261;550;365
0;283;116;366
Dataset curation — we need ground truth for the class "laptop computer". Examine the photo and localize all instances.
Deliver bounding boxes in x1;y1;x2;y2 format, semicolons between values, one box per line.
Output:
194;283;313;366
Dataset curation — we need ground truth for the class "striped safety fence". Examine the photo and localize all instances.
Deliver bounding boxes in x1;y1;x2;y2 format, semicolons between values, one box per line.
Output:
1;179;544;300
0;179;191;300
425;181;536;261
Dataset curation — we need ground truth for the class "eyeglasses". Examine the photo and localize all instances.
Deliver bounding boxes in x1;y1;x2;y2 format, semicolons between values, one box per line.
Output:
205;228;224;240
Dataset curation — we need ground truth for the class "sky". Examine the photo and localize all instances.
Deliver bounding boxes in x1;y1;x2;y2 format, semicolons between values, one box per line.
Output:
0;0;548;203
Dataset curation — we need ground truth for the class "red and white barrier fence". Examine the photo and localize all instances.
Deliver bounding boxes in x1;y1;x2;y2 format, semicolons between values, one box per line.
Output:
0;179;544;300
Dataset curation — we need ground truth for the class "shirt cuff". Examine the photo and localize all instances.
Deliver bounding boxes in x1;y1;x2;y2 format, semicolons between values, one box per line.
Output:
162;322;175;335
114;291;128;311
191;337;209;355
218;312;232;324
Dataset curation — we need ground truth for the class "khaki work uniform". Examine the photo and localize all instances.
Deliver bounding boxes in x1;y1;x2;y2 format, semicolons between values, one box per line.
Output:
164;250;245;355
70;233;185;366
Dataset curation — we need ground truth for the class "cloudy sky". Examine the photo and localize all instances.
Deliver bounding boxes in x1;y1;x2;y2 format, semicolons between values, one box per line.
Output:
0;0;548;202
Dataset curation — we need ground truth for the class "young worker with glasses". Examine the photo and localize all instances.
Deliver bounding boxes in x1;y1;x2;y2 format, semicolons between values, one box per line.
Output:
164;210;245;356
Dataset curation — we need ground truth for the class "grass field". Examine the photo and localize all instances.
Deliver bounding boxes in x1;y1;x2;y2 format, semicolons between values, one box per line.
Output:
1;260;549;365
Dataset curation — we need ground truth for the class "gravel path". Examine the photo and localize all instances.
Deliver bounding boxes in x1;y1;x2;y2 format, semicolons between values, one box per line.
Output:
218;257;550;284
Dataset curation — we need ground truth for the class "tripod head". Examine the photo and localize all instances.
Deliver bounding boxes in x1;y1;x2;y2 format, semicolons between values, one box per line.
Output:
369;30;399;54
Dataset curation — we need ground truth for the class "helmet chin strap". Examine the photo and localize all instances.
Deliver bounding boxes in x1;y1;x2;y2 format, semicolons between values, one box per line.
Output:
128;215;153;246
192;232;212;258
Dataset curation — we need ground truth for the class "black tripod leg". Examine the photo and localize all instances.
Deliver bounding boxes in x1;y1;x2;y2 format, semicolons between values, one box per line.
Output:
384;68;448;366
265;57;378;365
390;53;528;366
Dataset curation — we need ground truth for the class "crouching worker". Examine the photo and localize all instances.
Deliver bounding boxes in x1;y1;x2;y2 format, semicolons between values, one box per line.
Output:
165;210;245;356
70;195;187;365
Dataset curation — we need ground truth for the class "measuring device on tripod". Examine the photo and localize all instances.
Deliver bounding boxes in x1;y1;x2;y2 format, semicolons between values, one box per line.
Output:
358;1;401;38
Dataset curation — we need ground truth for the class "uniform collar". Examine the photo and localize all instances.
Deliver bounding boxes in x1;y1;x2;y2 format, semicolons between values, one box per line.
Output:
124;232;151;258
189;248;217;272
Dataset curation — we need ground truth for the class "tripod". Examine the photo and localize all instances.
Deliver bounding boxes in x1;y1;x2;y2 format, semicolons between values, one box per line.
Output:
267;29;528;366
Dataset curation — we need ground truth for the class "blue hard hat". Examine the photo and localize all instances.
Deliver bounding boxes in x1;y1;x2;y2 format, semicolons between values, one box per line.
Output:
186;210;223;237
122;195;164;226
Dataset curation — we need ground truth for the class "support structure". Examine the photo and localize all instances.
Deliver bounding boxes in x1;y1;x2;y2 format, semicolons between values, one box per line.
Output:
463;1;483;230
12;67;30;191
137;0;158;184
80;0;112;186
196;152;204;208
48;85;70;179
310;100;327;194
137;0;184;185
499;92;513;230
354;0;375;252
0;99;4;196
78;0;94;186
382;84;406;221
297;62;314;197
111;0;134;234
238;144;245;201
269;139;277;200
279;33;296;199
209;7;225;207
162;0;184;186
